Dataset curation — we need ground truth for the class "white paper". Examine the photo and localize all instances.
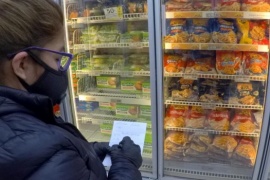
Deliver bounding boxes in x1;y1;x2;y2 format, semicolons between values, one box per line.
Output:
102;121;147;166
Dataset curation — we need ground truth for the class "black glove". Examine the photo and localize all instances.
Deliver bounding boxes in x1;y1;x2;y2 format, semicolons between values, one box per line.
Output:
109;136;142;169
92;142;110;161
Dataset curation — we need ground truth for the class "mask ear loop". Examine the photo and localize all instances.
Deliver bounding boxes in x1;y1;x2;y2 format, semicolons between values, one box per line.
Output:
26;51;64;75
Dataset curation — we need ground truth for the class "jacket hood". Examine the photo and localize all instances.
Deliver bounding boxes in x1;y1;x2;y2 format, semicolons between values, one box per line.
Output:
0;86;55;124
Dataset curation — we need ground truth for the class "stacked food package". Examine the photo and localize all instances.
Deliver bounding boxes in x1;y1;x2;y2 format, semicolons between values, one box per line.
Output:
163;0;269;169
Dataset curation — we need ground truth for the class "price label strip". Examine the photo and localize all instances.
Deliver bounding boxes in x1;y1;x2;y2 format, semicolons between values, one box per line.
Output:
129;42;143;49
235;76;250;82
103;6;123;20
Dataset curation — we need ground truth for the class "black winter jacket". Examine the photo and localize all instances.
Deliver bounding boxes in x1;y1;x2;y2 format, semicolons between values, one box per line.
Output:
0;86;141;180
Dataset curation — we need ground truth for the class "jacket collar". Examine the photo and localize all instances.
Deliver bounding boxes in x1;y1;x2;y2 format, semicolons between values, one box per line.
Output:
0;86;56;124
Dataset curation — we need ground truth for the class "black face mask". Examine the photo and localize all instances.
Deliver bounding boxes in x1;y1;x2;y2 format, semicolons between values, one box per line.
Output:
20;70;68;105
19;51;69;105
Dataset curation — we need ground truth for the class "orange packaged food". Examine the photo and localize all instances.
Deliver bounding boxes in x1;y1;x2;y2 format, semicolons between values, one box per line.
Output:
185;106;206;129
243;52;268;75
242;0;270;11
216;51;243;75
232;138;257;166
164;54;186;73
164;105;189;128
207;108;230;131
215;0;241;11
231;109;257;133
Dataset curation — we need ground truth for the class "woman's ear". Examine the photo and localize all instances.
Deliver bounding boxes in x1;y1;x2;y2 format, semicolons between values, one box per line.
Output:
11;52;30;80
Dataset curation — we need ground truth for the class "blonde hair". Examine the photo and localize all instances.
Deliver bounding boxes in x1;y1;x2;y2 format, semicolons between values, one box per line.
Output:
0;0;63;56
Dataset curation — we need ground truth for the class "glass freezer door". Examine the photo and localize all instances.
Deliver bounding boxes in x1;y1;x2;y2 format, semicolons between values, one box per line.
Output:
155;0;270;179
62;0;157;179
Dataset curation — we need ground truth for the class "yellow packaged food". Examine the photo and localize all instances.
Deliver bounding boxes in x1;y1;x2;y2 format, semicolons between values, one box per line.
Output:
237;19;269;45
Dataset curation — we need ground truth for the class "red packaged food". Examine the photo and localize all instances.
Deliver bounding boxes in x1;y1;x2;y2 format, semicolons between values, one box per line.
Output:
164;54;186;73
231;109;257;133
207;108;230;131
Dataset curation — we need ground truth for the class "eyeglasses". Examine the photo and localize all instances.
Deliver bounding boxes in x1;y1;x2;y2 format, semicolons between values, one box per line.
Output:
7;46;74;72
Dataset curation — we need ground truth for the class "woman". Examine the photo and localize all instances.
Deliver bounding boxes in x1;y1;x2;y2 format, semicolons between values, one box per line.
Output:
0;0;142;180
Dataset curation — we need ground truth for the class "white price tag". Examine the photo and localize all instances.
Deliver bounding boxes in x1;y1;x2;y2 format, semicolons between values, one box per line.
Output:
201;103;216;109
235;76;250;82
195;131;208;136
111;99;122;103
207;44;220;50
85;97;96;101
243;12;270;19
183;74;198;80
129;42;143;49
202;11;219;18
103;6;123;19
121;72;134;77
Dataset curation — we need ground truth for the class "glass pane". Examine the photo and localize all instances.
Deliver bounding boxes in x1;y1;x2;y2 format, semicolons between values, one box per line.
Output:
64;0;155;178
161;0;269;179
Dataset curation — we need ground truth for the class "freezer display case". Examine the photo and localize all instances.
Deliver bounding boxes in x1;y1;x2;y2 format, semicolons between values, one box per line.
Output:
155;0;270;179
62;0;157;178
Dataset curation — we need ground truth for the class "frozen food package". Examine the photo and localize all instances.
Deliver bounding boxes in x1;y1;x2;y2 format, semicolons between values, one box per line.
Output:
243;52;268;75
164;105;189;128
165;0;193;11
198;79;231;103
206;108;230;131
241;0;270;11
209;135;238;157
185;134;213;158
164;131;189;160
193;0;213;11
212;19;237;43
125;54;149;71
229;82;263;105
237;19;269;45
188;19;212;43
215;0;241;11
169;77;199;101
165;19;189;43
232;138;257;167
231;109;257;133
185;51;216;74
185;142;208;157
124;0;145;13
216;51;243;75
164;54;186;73
185;106;206;129
165;131;189;146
